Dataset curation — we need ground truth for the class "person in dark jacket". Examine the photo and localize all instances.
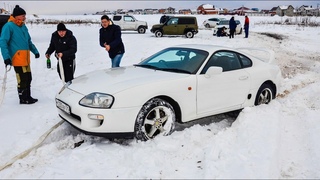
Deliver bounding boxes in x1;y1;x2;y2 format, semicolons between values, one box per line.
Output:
99;15;125;68
0;5;40;104
216;26;227;37
229;17;237;39
45;23;77;83
160;15;167;24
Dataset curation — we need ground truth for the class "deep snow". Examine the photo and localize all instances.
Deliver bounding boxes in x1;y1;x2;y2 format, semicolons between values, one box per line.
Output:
0;14;319;179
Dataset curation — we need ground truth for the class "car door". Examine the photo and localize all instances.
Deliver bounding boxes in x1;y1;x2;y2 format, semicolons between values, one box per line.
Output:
122;15;136;30
196;51;251;115
163;17;179;35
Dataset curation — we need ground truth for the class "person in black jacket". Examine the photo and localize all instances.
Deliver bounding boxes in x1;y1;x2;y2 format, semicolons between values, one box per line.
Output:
45;23;77;83
229;17;237;39
99;15;125;68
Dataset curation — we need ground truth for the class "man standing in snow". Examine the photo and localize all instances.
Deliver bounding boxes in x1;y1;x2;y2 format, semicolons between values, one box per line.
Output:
229;16;237;39
0;5;40;104
244;15;249;38
45;23;77;83
99;15;125;68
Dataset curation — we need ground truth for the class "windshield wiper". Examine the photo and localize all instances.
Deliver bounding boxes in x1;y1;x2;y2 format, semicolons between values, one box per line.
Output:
134;64;158;70
157;68;191;74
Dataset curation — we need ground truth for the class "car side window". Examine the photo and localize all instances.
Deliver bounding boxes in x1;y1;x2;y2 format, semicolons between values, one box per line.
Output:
124;16;134;22
239;54;252;68
167;18;178;25
201;51;242;74
113;16;121;21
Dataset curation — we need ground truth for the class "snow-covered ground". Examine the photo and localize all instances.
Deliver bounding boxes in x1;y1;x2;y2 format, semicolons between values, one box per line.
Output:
0;14;319;179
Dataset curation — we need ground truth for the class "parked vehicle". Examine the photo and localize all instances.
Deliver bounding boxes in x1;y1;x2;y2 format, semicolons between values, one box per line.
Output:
112;14;148;34
213;19;242;36
203;17;226;28
56;44;281;141
0;14;10;35
150;16;198;38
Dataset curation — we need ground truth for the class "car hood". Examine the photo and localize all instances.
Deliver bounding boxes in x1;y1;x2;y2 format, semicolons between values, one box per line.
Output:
67;66;188;95
152;24;162;28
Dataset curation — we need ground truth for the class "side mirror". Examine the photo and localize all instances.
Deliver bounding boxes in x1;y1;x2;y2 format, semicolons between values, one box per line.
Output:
205;66;223;78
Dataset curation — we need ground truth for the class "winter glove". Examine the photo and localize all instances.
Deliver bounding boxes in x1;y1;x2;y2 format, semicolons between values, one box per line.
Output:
4;59;12;67
35;53;40;58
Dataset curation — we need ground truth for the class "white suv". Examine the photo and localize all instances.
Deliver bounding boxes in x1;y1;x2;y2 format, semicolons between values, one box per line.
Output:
112;14;148;34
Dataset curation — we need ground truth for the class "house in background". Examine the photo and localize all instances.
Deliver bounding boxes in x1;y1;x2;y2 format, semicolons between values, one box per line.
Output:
234;6;251;15
197;4;218;14
276;5;295;16
178;9;192;14
298;5;318;16
165;7;175;14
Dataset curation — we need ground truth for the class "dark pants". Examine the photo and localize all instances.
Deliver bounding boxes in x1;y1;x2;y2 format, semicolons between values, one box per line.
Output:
57;59;76;83
14;65;32;89
244;25;249;38
229;29;235;38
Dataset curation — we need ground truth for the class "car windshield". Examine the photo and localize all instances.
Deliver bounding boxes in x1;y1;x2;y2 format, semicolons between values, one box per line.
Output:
135;47;209;74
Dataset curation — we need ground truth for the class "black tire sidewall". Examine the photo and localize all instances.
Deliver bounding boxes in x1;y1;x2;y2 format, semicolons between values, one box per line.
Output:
134;98;175;141
254;84;273;105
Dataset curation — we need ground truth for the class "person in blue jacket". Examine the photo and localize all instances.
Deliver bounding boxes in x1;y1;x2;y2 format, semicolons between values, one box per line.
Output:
229;16;237;39
0;5;40;104
99;15;125;68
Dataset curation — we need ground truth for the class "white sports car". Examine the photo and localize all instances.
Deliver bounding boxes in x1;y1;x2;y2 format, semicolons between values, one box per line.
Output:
55;44;282;141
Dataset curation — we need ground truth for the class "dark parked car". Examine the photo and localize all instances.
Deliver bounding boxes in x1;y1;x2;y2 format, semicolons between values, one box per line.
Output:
151;16;198;38
0;14;10;35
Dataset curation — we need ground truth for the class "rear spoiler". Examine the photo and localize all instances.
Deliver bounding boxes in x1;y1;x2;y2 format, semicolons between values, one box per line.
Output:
235;47;276;64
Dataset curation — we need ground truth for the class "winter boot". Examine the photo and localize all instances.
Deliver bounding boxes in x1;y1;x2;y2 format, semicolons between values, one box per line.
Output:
26;88;38;103
18;88;37;104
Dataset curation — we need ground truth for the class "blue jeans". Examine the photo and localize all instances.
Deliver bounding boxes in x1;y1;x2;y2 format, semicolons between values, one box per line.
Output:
244;26;249;38
111;54;123;68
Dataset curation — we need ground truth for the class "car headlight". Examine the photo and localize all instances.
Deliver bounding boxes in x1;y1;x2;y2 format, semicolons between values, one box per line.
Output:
79;93;114;108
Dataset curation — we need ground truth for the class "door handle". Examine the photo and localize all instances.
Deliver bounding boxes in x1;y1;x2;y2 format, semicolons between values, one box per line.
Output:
239;76;248;80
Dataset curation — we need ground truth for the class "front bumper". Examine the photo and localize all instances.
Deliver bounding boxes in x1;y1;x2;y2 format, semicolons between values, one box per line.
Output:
55;88;141;138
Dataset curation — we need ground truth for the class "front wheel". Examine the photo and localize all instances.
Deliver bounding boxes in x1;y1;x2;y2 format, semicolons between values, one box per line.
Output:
185;31;194;38
238;28;243;34
155;30;163;37
134;98;176;141
254;83;274;105
138;27;146;34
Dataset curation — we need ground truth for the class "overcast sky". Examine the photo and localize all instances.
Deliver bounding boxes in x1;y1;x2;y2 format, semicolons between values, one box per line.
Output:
2;1;319;15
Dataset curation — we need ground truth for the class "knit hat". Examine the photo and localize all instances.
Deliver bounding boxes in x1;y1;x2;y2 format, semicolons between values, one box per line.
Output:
12;5;26;17
57;23;67;31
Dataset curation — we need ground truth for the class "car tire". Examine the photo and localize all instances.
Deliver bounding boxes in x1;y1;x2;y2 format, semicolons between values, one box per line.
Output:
205;23;210;28
185;31;194;38
155;30;163;37
239;28;243;34
134;98;176;141
254;83;274;105
138;26;146;34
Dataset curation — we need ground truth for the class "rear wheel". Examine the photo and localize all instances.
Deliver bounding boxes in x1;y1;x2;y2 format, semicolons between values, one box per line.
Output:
138;27;146;34
255;83;274;105
134;98;176;141
185;31;194;38
205;23;210;28
155;30;163;37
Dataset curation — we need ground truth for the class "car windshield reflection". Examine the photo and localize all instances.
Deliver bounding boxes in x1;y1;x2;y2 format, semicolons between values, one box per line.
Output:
136;47;208;74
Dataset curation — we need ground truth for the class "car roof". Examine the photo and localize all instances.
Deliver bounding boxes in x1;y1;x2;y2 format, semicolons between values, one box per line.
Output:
170;44;237;53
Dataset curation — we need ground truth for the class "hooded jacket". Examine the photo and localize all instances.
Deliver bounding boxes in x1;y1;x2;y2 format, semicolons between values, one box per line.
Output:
0;15;39;66
45;29;77;61
99;23;125;59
